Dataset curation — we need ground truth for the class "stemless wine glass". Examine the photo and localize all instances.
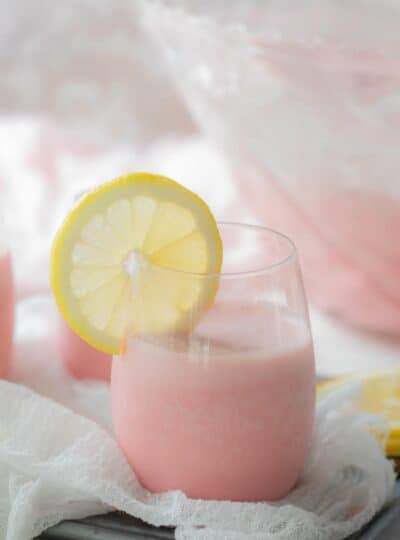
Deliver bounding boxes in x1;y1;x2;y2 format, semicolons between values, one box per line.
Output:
112;223;315;502
0;205;14;378
56;313;112;381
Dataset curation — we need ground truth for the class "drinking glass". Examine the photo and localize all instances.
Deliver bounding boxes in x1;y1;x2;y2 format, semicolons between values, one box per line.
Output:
57;313;112;381
112;223;315;501
0;206;14;378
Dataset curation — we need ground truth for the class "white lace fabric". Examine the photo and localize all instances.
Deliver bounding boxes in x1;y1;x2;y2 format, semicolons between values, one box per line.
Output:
0;296;395;540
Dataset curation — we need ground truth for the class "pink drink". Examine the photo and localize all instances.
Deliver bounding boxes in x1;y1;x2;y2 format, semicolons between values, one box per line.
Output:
0;252;14;378
112;303;315;501
298;188;400;334
57;314;111;381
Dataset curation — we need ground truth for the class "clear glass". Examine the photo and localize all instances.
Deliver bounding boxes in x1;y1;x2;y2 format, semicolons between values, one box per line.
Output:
0;206;14;378
111;223;315;502
56;312;112;381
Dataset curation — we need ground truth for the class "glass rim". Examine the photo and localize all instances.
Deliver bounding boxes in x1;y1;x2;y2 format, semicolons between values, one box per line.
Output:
139;221;297;280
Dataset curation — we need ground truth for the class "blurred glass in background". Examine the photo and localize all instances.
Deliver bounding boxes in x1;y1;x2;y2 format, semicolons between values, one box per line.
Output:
139;0;400;337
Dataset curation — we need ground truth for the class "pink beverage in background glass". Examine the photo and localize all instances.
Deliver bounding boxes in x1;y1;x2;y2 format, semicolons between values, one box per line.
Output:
112;223;315;501
0;211;14;378
57;313;111;381
228;44;400;335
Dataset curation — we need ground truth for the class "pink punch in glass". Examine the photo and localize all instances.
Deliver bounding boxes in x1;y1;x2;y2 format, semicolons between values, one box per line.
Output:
0;208;14;378
57;313;112;381
112;223;315;502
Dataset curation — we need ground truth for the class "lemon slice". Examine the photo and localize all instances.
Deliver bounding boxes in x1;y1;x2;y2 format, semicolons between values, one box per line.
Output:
51;172;223;354
318;367;400;457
